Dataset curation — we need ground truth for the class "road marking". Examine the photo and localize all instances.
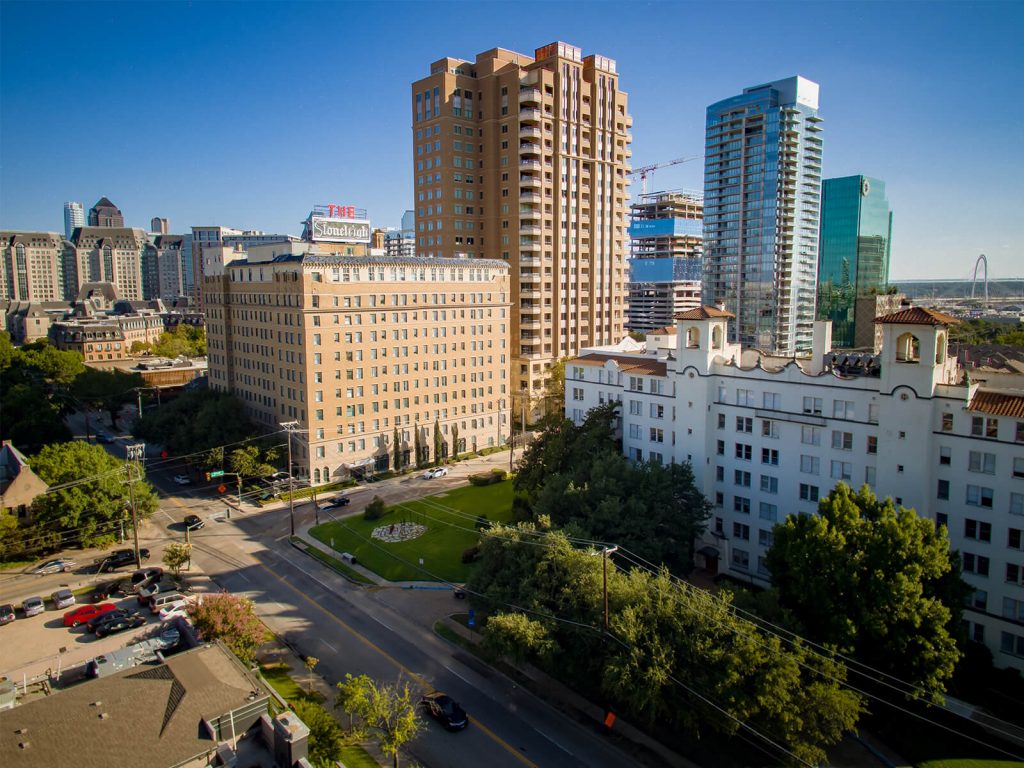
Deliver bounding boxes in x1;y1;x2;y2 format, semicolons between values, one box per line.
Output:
274;534;290;542
322;639;337;652
370;613;393;632
441;664;472;685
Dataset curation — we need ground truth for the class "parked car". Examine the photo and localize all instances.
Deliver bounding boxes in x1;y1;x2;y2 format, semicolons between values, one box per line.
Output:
420;692;469;731
64;602;117;628
0;604;15;625
422;467;449;479
91;580;128;602
172;474;191;486
94;612;147;638
95;548;150;572
184;514;204;530
137;578;179;605
22;596;45;617
30;558;76;575
130;567;163;586
51;589;76;610
87;608;131;633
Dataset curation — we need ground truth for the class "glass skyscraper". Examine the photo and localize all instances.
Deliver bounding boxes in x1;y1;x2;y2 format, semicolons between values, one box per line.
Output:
703;76;823;353
816;175;892;348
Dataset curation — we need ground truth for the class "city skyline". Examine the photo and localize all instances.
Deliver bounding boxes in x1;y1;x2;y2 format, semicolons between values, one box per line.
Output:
1;1;1021;281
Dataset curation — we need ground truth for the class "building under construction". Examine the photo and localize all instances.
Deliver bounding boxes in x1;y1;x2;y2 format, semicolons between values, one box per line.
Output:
626;190;703;334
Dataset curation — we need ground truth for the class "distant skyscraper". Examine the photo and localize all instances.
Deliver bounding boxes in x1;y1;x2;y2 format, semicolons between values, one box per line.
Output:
817;175;893;348
63;202;84;239
151;217;169;235
626;190;703;333
88;197;125;228
703;76;823;353
412;41;632;397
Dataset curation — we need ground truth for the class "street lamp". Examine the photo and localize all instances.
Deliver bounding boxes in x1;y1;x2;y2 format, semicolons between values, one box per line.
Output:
280;421;299;536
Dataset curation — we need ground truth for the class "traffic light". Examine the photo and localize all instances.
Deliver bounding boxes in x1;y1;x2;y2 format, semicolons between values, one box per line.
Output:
205;472;211;481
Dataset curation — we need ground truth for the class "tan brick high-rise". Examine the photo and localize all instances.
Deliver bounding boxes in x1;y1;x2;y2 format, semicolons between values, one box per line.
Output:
411;41;632;403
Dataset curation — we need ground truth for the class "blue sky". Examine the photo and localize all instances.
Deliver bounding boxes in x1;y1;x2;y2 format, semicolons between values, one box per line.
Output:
1;0;1021;280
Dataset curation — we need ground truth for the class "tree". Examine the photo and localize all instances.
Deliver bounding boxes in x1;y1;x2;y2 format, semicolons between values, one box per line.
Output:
392;426;401;472
188;592;269;665
29;442;158;548
433;419;442;465
541;357;570;424
228;444;278;478
304;655;320;695
766;483;964;698
71;367;145;428
134;390;258;459
451;423;460;460
413;424;423;468
483;612;554;664
292;700;344;768
335;674;422;768
16;340;85;386
162;542;191;577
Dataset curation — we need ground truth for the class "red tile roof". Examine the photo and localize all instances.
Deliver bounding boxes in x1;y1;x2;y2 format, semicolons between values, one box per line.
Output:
649;326;677;335
967;390;1024;419
675;305;735;320
574;353;667;376
873;307;960;326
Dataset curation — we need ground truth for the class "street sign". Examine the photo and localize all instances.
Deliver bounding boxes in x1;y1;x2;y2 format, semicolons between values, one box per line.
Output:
209;470;225;478
467;608;476;628
218;484;227;494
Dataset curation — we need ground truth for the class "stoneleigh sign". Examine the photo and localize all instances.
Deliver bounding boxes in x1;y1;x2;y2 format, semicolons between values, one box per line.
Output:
310;217;371;244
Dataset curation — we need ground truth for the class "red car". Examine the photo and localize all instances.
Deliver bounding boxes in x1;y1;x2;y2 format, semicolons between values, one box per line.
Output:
63;602;117;628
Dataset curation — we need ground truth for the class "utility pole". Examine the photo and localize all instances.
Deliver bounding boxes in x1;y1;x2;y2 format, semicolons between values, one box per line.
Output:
126;443;146;568
508;396;515;474
280;421;299;537
602;545;619;634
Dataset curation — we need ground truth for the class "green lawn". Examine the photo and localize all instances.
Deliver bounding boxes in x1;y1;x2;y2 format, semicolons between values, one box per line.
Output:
339;745;380;768
309;480;514;582
259;661;323;705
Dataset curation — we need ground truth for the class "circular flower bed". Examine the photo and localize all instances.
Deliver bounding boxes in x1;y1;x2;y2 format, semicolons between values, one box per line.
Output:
371;521;426;543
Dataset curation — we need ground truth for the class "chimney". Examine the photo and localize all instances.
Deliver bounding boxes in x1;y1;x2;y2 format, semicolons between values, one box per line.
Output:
808;320;833;375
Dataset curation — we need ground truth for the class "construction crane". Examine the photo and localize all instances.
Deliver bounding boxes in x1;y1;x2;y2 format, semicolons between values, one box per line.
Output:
629;155;704;195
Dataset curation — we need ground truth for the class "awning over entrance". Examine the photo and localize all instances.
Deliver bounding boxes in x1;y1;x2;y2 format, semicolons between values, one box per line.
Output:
697;545;720;558
345;457;376;469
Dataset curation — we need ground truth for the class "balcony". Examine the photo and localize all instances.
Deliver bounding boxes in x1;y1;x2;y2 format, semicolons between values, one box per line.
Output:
519;271;542;282
519;141;541;156
520;125;542;140
519;225;542;236
518;87;542;105
519;108;542;123
519;288;542;299
519;175;542;189
519;159;543;171
520;191;542;202
519;241;542;253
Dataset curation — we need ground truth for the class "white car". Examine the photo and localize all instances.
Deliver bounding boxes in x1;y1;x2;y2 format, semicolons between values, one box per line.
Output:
159;599;192;621
422;467;449;479
173;474;191;486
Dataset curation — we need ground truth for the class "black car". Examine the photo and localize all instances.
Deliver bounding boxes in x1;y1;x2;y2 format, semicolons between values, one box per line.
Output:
91;580;128;602
95;548;151;572
94;611;147;638
421;692;469;731
184;514;204;530
319;495;351;510
130;567;163;586
86;607;131;632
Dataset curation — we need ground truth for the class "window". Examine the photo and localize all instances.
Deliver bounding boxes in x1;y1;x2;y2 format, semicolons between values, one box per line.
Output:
733;496;750;514
650;403;665;419
763;392;781;410
736;389;755;406
761;448;779;465
937;479;950;500
964;519;992;542
1001;631;1024;658
1013;493;1024;516
1007;563;1023;585
758;529;774;547
868;403;879;423
717;440;725;456
968;451;996;474
967;589;988;610
759;502;778;521
830;461;852;481
760;475;778;493
867;436;878;455
1005;598;1024;623
865;465;876;485
799;483;819;502
731;548;750;570
962;552;990;576
801;426;820;446
649;428;664;443
1009;528;1022;550
972;416;998;438
717;413;726;429
1017;421;1024;442
735;443;752;461
800;455;820;475
833;400;854;419
802;396;822;415
734;470;751;487
629;399;642;415
941;413;953;432
966;485;994;508
1014;457;1024;478
939;446;951;466
628;424;641;439
572;387;584;401
761;419;779;438
736;416;753;433
832;431;853;451
716;466;725;482
733;522;750;541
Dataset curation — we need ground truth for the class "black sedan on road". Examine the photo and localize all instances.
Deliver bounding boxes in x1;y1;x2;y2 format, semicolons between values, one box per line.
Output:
94;611;147;638
421;691;469;731
95;548;151;572
318;495;351;511
184;514;204;531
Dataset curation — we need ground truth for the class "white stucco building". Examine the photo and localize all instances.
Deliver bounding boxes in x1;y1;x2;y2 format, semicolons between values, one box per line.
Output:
565;305;1024;670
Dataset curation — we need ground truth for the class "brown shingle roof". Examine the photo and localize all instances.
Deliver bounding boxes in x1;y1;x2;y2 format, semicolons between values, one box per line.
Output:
873;307;960;326
574;353;666;376
967;390;1024;419
649;326;677;335
675;305;735;320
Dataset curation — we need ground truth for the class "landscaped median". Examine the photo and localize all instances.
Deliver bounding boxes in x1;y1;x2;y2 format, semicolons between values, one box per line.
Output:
308;479;514;582
290;537;374;585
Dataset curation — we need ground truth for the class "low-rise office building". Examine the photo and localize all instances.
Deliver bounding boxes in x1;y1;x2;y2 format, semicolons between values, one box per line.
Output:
206;249;510;482
566;305;1024;670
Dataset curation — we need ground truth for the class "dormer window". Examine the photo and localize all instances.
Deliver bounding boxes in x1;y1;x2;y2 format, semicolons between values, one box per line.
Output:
895;332;920;363
685;326;700;348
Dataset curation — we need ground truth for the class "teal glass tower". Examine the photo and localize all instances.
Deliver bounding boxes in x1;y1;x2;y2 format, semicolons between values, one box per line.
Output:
816;175;892;347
